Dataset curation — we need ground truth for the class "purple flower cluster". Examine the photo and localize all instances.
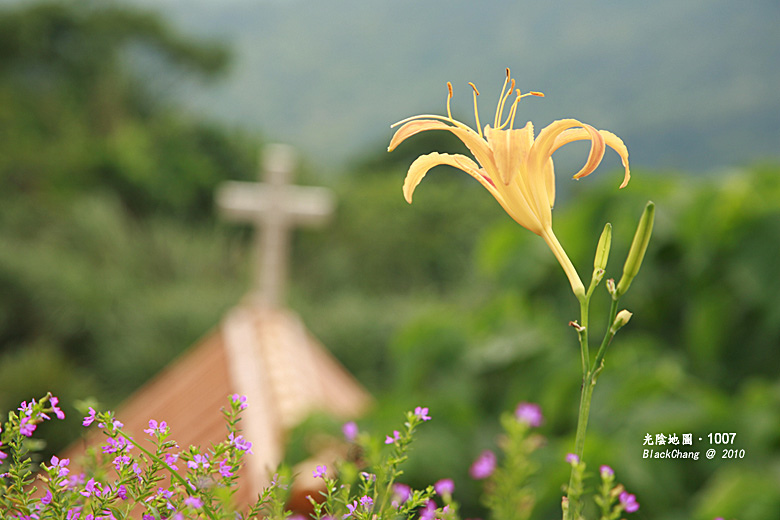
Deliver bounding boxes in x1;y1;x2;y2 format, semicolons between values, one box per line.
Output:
228;432;253;454
470;450;497;479
384;430;401;445
143;419;168;436
391;483;412;508
434;478;454;495
231;394;248;410
620;491;640;513
1;394;67;460
414;406;432;421
514;402;543;427
343;495;373;519
342;421;359;441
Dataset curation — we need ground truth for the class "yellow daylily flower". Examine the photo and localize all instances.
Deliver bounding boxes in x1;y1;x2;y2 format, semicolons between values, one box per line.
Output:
387;69;630;298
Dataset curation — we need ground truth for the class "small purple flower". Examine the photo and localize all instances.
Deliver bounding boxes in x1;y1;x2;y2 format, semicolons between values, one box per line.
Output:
67;473;86;489
313;465;328;479
434;478;454;495
102;436;129;454
414;406;432;421
98;418;123;430
565;453;580;465
143;420;167;436
385;430;401;444
600;465;614;478
164;453;179;470
514;402;543;427
420;500;437;520
359;495;373;510
50;396;66;420
0;450;6;461
19;417;36;437
228;433;253;454
231;394;248;410
619;491;640;513
469;450;496;479
112;455;131;471
18;400;35;416
51;455;71;477
82;408;97;427
187;453;210;470
42;490;53;505
184;496;203;509
392;483;411;506
80;478;102;497
116;485;128;500
218;459;234;478
343;500;358;519
342;421;359;442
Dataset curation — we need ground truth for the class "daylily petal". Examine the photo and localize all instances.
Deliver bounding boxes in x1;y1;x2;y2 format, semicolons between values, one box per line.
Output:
550;124;606;180
389;119;499;180
484;123;546;229
531;119;591;164
600;130;631;188
403;152;495;203
547;127;630;188
485;124;534;186
524;120;585;230
544;157;556;208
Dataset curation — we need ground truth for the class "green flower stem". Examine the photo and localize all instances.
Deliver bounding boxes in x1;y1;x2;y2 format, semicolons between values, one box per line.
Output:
591;298;621;378
565;294;621;520
578;297;590;375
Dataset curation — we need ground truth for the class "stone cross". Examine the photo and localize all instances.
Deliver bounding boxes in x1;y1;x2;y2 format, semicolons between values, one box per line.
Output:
216;144;335;307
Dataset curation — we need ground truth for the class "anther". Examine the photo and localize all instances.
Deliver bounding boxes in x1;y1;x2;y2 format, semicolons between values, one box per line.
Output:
469;82;483;138
446;82;454;120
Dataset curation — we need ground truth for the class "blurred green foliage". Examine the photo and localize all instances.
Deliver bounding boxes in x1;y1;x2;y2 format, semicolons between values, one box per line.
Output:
0;0;255;447
1;2;779;520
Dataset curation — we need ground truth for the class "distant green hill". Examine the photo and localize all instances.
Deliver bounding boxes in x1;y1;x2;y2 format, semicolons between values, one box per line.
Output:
58;0;780;172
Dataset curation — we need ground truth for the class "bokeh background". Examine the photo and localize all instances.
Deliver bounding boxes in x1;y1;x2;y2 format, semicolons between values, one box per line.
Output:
1;1;779;519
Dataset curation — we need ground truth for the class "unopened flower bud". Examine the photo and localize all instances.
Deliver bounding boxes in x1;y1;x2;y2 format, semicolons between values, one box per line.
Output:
615;202;655;298
594;223;612;272
606;278;616;296
611;309;633;333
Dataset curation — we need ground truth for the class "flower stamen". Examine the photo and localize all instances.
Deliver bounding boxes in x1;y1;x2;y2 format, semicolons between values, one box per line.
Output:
446;82;454;121
469;82;484;138
495;78;516;129
494;68;511;128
